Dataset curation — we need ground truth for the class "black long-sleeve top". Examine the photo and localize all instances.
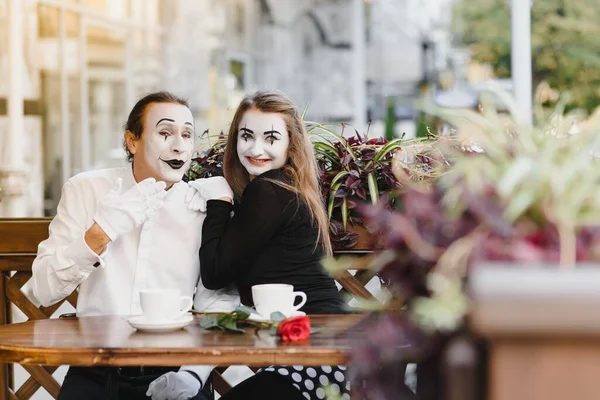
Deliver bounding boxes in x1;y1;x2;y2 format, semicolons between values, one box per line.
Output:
199;169;348;314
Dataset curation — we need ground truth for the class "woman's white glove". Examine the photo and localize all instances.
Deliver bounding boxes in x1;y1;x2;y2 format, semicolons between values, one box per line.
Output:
94;177;167;241
185;177;233;212
146;371;201;400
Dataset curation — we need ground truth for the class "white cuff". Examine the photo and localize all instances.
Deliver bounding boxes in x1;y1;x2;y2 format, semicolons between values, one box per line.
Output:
180;365;214;388
62;233;105;273
93;215;117;242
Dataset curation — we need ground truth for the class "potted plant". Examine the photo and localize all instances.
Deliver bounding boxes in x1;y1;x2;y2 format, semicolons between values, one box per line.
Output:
324;86;600;399
308;122;447;251
185;123;445;252
184;132;227;182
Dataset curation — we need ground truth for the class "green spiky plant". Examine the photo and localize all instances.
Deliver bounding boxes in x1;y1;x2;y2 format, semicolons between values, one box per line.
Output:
308;122;452;249
185;119;445;250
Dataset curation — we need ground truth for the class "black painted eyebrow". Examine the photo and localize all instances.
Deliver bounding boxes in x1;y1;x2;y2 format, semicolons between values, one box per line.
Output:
184;122;194;128
240;127;254;134
156;118;175;126
264;130;282;136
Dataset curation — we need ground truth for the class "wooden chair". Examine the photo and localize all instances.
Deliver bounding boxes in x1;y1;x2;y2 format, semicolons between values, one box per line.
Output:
0;218;377;399
0;218;78;399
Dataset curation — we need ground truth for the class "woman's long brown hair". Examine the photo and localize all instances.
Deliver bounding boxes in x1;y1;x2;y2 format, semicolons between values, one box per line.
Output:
223;90;332;255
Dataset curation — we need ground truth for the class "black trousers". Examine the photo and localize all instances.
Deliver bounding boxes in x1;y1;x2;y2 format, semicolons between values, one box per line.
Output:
219;371;305;400
58;366;213;400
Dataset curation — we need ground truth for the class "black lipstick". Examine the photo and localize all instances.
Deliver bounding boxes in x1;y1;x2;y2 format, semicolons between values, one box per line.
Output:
161;159;185;170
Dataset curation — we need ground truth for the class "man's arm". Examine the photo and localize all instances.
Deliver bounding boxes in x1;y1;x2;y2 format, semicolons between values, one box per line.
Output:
32;181;106;307
84;222;111;255
32;176;167;307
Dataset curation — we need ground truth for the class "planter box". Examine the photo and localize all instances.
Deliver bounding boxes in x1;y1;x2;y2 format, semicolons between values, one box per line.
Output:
470;263;600;400
332;223;383;252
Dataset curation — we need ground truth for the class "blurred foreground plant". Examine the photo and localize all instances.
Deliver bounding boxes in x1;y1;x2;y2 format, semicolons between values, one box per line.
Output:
328;85;600;399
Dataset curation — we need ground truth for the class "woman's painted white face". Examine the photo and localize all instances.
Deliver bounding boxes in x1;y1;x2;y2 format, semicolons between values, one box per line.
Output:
236;109;290;177
129;102;195;186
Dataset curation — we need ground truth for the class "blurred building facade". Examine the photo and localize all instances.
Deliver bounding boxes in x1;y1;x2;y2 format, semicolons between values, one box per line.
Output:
0;0;455;218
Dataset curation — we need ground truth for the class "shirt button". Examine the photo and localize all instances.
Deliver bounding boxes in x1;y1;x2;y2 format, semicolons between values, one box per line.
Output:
93;262;100;267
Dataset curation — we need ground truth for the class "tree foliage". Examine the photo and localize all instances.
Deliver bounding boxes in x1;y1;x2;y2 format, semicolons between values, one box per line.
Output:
454;0;600;112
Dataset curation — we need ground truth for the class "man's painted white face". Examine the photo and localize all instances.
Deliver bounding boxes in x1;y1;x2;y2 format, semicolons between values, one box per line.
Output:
236;109;290;177
134;102;194;186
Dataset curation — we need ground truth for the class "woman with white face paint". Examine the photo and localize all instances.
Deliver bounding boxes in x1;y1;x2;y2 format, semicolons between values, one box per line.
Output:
194;91;353;400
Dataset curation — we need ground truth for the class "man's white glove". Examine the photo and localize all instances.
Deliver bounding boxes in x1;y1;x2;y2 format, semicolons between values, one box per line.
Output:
185;176;233;212
94;177;167;241
146;371;201;400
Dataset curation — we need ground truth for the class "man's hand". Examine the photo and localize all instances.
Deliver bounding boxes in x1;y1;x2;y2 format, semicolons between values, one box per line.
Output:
94;177;167;241
185;177;233;212
146;371;201;400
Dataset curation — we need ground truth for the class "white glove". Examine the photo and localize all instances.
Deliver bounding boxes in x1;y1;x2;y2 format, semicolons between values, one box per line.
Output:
185;176;233;212
146;371;201;400
94;177;167;241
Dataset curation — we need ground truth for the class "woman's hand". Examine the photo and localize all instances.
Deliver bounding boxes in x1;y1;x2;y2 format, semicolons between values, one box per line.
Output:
186;177;234;211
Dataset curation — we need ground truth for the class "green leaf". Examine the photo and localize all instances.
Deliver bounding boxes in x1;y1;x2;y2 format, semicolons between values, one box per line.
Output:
301;102;310;119
374;138;403;162
330;171;350;188
199;316;219;329
234;305;254;320
367;173;379;204
310;327;321;334
270;312;287;322
327;181;344;219
216;314;232;325
327;190;336;220
268;326;278;336
342;197;348;230
223;319;245;334
311;142;339;165
311;139;339;156
311;124;358;162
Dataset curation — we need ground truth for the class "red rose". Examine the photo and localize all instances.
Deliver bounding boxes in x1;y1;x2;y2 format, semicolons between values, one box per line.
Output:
276;316;311;342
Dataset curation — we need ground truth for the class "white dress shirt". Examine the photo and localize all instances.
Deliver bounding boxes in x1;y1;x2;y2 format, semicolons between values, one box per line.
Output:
32;166;239;384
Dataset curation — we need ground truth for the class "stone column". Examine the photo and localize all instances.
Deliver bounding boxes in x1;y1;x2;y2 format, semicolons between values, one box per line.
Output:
90;81;113;168
351;0;367;132
0;0;28;217
511;0;532;126
161;0;226;147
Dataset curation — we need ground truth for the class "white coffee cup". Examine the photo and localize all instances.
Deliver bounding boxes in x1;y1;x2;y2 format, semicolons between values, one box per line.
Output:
251;284;307;318
139;289;193;322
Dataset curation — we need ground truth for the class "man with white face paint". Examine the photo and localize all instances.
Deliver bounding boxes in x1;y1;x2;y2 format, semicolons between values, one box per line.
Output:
32;92;238;400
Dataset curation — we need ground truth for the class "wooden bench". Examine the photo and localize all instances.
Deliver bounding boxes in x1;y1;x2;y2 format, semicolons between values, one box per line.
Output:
0;218;377;399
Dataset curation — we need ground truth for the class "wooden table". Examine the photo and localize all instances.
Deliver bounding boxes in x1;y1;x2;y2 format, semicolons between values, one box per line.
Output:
0;314;363;367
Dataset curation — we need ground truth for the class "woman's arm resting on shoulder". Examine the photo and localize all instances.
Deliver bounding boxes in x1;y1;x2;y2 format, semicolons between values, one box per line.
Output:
200;179;285;289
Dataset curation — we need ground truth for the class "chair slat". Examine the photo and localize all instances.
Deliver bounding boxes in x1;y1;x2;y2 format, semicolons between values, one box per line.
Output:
20;365;60;399
15;366;58;400
0;220;50;254
335;270;377;301
5;276;47;321
212;369;233;395
0;256;37;272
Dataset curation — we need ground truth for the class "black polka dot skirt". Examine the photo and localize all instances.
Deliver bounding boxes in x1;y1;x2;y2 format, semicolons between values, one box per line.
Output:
261;365;349;399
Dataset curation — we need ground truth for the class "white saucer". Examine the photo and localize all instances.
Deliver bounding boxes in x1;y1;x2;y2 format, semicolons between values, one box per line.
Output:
127;315;194;333
247;310;306;323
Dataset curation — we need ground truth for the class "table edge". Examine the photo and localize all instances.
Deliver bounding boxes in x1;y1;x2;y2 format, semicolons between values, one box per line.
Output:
0;344;351;367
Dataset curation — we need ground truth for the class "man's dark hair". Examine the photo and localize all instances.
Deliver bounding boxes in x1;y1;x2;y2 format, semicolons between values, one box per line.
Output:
123;91;189;162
